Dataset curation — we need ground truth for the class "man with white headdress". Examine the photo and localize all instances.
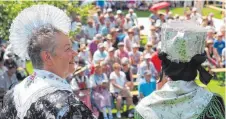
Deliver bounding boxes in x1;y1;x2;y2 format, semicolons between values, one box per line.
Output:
0;5;95;119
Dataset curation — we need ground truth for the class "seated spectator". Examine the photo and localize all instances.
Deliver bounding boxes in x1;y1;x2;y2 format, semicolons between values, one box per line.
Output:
121;57;134;90
97;15;106;34
84;19;97;40
93;43;108;64
206;28;215;41
105;47;120;73
129;44;142;74
104;34;113;50
222;47;226;67
101;20;111;36
70;66;92;110
116;29;126;42
90;64;113;119
88;34;102;56
214;32;225;57
124;16;133;31
137;54;158;83
0;51;7;76
124;29;139;52
114;42;129;59
78;44;90;65
142;42;154;58
110;63;134;118
115;10;125;29
0;60;18;91
204;40;221;68
138;70;156;99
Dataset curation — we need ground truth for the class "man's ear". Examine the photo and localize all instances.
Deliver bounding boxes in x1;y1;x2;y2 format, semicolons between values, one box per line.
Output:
40;51;52;66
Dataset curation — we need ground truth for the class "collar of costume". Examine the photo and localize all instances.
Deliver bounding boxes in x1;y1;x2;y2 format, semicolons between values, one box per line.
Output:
13;69;72;119
136;80;213;119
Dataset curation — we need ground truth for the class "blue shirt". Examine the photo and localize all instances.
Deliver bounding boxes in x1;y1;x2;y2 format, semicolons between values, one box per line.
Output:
93;50;108;63
138;78;156;97
117;33;126;42
214;40;225;56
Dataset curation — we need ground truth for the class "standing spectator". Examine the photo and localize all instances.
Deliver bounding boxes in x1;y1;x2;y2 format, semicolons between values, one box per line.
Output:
126;9;138;26
90;64;113;119
84;19;97;40
207;13;215;27
214;32;225;57
114;42;129;59
129;44;142;74
0;60;18;91
190;7;202;22
138;70;156;99
149;9;159;25
93;43;108;64
110;63;134;118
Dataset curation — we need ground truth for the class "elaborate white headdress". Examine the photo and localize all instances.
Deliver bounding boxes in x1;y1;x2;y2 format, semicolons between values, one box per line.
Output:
161;20;207;63
9;4;71;59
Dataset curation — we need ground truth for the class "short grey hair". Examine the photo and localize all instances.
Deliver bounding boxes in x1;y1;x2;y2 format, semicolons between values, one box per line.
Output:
27;25;60;69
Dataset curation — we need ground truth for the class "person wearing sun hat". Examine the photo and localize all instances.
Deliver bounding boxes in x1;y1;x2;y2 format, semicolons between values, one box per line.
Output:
0;5;95;119
129;43;142;74
135;20;225;119
103;34;113;50
93;43;108;64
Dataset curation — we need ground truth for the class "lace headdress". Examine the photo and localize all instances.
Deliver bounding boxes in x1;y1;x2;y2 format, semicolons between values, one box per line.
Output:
9;4;71;59
161;20;207;63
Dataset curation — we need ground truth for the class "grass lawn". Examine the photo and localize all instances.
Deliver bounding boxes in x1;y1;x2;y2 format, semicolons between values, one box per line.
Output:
122;7;223;19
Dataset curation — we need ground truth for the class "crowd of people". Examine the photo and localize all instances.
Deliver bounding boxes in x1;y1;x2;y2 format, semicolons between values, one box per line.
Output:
0;1;225;119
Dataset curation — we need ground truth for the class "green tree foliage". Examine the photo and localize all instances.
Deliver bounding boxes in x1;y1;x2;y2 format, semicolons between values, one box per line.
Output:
0;1;95;40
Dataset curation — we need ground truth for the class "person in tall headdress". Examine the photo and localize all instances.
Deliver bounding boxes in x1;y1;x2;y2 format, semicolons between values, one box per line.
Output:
0;5;95;119
135;21;225;119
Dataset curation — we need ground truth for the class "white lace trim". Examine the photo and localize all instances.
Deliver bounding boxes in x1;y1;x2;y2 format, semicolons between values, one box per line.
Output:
13;69;72;119
161;20;207;63
136;80;213;119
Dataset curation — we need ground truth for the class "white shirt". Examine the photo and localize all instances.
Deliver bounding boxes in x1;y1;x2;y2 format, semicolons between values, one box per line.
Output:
70;75;91;91
110;71;126;93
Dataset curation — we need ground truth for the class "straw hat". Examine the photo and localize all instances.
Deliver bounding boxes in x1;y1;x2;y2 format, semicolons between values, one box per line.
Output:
73;66;87;75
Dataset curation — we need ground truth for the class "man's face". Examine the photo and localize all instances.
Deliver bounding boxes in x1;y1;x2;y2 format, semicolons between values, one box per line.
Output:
99;47;105;52
48;32;76;78
145;74;151;82
7;67;16;76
